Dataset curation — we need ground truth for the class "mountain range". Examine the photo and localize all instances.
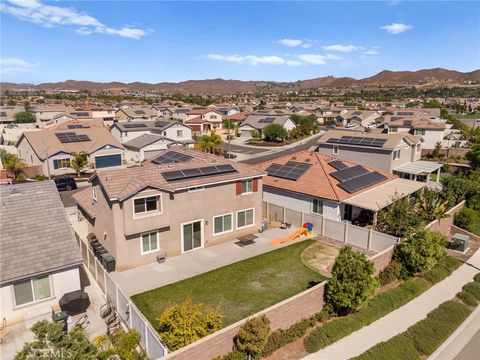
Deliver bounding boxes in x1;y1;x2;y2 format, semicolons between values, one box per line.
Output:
2;68;479;94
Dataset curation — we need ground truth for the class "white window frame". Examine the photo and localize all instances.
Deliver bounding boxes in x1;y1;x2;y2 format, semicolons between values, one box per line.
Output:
92;186;97;202
53;157;70;169
177;130;183;138
188;186;205;193
181;219;204;254
332;146;339;155
312;198;323;215
415;129;426;136
236;208;255;230
140;231;159;255
213;212;233;236
241;179;253;195
393;149;401;160
13;275;53;308
132;194;162;219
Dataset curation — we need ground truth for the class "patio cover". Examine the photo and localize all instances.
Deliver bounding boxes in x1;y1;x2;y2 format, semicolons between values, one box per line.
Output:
342;178;426;212
393;160;443;175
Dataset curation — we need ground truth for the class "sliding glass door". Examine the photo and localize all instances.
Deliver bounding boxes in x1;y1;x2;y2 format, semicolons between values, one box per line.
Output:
182;220;203;252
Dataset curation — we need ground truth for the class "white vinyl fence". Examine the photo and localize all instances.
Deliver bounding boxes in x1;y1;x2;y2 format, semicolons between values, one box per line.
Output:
265;202;399;252
77;235;168;359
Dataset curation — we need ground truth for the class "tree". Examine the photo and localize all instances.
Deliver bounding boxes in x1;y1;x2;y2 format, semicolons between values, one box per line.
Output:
96;330;146;360
197;132;223;153
235;315;270;359
4;154;26;182
15;320;99;360
263;124;287;142
250;129;261;139
394;229;446;277
376;195;426;237
325;246;378;314
466;142;480;169
431;141;443;159
70;151;88;177
454;207;480;236
14;111;36;123
0;148;12;165
7;99;16;106
157;299;223;351
415;188;449;222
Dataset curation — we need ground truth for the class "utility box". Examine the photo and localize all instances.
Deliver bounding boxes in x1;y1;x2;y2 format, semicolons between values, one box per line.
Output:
451;233;469;253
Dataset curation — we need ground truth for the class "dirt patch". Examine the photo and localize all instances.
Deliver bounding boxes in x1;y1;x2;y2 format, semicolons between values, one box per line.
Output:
301;241;339;277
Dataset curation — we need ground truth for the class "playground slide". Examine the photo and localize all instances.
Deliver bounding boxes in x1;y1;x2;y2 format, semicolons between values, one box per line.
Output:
271;227;307;246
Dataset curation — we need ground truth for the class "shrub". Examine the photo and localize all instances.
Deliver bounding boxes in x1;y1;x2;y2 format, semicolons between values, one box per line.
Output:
375;197;425;237
352;334;420;360
457;290;478;306
326;247;378;314
378;260;402;286
235;315;270;359
214;350;247;360
304;317;361;353
394;229;446;277
156;300;223;351
422;265;450;284
263;124;287;142
463;282;480;300
475;273;480;283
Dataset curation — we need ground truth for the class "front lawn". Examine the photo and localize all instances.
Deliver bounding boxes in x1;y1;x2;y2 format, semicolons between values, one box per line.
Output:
132;240;326;327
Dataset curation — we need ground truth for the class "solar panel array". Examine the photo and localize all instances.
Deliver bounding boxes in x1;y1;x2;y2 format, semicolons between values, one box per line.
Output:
266;161;312;181
123;123;148;129
327;136;387;148
55;132;91;143
151;151;193;164
73;112;89;117
328;160;349;170
162;164;237;182
258;117;275;124
0;112;6;117
397;111;414;116
403;120;413;126
154;121;170;128
67;124;90;129
134;110;146;115
330;164;387;193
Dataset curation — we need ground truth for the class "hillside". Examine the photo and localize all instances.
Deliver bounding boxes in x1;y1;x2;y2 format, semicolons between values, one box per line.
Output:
2;68;479;94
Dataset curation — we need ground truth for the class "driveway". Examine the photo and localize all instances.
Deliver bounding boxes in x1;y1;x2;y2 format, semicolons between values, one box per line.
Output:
59;181;89;207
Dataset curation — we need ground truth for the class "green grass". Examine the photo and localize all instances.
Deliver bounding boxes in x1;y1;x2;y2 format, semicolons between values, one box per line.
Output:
132;240;326;328
452;114;480;120
353;300;471;360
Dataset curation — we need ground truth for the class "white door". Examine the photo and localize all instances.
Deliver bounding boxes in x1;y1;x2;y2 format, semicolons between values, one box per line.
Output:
182;220;203;253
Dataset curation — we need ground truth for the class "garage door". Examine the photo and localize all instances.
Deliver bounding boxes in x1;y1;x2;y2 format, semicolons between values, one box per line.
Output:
241;130;252;138
95;154;122;168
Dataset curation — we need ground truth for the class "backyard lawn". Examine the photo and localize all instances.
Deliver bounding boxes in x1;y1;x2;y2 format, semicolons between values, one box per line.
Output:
132;240;326;327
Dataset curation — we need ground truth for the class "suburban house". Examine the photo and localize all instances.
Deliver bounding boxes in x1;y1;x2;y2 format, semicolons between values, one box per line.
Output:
185;109;224;134
115;107;157;121
256;150;424;226
0;105;25;125
16;119;125;177
336;110;382;128
73;149;266;270
50;111;93;125
239;114;296;138
316;130;443;182
0;181;83;325
29;105;76;125
214;106;241;117
384;115;447;149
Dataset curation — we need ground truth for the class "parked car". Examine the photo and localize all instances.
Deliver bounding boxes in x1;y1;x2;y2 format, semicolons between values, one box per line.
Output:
345;123;356;128
326;124;336;129
54;177;77;191
365;123;377;129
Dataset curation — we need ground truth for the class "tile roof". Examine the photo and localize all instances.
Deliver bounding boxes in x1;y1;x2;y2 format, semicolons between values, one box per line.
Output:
88;149;266;201
225;112;248;121
0;105;25;120
385;115;446;130
318;129;423;150
0;181;83;284
113;119;187;133
241;114;292;130
185;116;210;125
123;133;172;150
72;186;96;218
256;151;396;202
18;119;124;159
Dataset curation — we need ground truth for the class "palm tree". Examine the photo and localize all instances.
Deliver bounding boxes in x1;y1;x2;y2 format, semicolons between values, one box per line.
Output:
415;188;449;222
4;154;26;182
197;132;223;153
461;126;480;143
70;151;88;177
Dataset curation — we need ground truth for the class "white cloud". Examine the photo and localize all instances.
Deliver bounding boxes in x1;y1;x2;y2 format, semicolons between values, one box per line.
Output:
285;60;304;66
323;44;359;52
277;38;313;48
205;51;343;66
361;48;380;55
297;54;327;65
380;22;413;34
0;0;150;39
0;57;37;74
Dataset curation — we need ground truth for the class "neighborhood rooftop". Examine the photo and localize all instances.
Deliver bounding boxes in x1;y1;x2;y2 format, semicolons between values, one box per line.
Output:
0;181;82;284
318;129;423;149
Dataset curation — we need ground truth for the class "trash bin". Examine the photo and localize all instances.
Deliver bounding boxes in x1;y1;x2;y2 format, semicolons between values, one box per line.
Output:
52;311;69;332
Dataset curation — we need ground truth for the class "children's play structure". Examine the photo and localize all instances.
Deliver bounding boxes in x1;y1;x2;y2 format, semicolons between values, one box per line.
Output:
271;223;314;246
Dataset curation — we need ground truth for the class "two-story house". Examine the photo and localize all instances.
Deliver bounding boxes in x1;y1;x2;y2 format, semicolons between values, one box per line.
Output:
115;106;157;121
73;149;266;270
316;130;443;182
185;109;224;134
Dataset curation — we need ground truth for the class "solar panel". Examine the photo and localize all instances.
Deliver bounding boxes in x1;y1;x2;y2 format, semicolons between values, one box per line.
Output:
73;112;89;117
258;117;275;123
151;151;193;164
123;123;148;129
266;161;311;181
55;132;91;143
154;121;170;128
338;171;387;193
0;112;6;117
331;165;369;182
371;139;387;147
329;160;349;170
327;136;387;148
134;110;146;115
397;111;414;116
161;164;237;181
67;124;90;129
403;120;413;126
326;138;342;144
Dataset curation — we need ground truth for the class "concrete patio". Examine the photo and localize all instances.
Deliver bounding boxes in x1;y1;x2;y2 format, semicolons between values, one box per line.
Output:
110;226;312;296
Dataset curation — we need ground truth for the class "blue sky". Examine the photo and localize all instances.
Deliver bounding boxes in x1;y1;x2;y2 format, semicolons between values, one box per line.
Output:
1;1;479;84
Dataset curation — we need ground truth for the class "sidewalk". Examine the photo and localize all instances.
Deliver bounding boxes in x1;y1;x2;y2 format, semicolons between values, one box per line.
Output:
303;249;480;360
231;131;324;150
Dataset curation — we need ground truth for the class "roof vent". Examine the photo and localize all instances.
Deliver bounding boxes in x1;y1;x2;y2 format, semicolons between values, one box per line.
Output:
210;159;218;163
167;164;174;169
9;188;20;195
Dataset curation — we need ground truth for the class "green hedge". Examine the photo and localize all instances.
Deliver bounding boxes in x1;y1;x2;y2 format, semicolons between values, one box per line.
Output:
474;273;480;283
463;282;480;300
457;291;478;306
304;257;459;354
353;301;471;359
